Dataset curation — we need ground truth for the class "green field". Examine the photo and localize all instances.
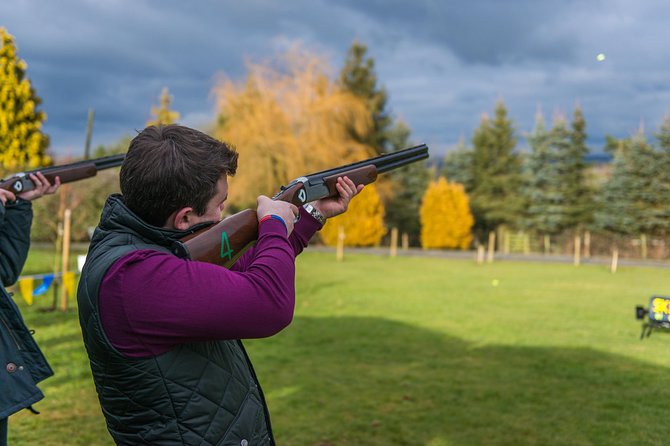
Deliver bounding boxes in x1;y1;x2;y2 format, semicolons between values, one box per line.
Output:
8;250;670;445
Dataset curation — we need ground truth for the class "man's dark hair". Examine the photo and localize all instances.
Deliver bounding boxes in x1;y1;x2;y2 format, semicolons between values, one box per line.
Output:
120;125;238;227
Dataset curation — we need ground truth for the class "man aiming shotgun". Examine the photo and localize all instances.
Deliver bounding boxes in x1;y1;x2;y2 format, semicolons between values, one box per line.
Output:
76;124;428;445
174;142;429;267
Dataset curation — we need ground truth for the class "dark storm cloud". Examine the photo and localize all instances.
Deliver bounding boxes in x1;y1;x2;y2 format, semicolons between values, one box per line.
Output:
2;0;670;158
1;0;368;155
337;0;584;65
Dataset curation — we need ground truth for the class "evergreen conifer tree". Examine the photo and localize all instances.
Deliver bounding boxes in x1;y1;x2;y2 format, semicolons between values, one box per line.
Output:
0;27;50;169
469;101;523;237
627;131;662;235
562;106;593;229
339;41;431;244
546;116;572;232
653;115;670;233
593;130;656;237
338;41;392;154
441;137;474;190
383;121;430;246
524;112;563;234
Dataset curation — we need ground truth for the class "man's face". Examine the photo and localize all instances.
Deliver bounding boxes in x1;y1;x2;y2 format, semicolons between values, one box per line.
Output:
190;175;229;226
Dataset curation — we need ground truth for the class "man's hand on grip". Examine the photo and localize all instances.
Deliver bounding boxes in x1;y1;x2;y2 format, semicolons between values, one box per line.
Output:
256;195;298;236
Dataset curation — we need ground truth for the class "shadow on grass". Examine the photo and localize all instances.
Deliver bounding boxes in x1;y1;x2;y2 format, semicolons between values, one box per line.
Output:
13;309;670;446
251;316;670;446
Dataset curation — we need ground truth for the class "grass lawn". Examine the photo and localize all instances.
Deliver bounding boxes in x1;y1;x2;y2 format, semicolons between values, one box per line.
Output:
7;249;670;445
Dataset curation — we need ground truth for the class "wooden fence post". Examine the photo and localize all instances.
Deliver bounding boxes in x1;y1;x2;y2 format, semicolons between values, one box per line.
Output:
543;235;551;254
487;231;495;263
59;209;71;311
610;245;619;274
390;227;398;258
584;231;591;259
574;234;581;266
336;226;345;262
477;244;485;264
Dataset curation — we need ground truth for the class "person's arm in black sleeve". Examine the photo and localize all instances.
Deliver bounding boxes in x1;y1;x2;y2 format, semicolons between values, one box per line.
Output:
0;199;33;286
0;171;61;286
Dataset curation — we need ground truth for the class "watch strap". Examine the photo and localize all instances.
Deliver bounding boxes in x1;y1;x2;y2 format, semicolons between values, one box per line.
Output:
303;203;326;225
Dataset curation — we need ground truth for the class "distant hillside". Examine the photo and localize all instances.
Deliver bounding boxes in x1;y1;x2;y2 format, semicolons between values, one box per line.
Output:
585;153;612;164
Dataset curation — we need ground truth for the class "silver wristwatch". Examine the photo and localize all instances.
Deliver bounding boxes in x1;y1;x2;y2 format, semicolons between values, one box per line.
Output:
303;203;326;225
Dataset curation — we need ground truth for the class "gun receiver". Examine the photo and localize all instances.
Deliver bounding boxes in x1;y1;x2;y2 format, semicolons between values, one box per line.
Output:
0;154;125;194
173;144;429;267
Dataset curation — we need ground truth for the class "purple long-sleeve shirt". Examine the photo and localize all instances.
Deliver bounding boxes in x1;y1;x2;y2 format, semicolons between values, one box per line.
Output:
99;207;322;358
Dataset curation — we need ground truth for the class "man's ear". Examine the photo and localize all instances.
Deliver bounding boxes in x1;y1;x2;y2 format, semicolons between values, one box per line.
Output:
171;207;195;231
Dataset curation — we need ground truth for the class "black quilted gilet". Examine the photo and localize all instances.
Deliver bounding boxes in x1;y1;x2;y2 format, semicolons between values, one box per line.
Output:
77;195;274;445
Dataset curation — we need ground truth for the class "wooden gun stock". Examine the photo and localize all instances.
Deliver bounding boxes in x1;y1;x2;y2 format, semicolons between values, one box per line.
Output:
172;209;259;269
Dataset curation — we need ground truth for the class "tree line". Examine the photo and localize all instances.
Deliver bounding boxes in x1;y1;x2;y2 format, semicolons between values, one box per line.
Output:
443;100;670;255
2;26;669;255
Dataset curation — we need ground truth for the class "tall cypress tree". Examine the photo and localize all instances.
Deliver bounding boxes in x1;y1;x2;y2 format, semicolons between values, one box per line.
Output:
470;101;523;237
338;41;392;154
0;27;50;169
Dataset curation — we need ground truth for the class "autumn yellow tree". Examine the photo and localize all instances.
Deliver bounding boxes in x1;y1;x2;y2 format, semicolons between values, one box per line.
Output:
0;27;50;169
420;177;474;249
147;87;180;126
212;45;374;209
320;183;386;247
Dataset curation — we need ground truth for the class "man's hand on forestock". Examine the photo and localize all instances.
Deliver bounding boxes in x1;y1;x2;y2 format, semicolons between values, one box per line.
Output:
17;172;61;201
313;176;363;219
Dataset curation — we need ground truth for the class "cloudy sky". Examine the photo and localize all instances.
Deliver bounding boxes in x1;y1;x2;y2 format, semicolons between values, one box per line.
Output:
2;0;669;159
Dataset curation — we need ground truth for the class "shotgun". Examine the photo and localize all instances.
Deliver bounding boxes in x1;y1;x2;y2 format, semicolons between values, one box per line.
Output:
172;144;429;268
0;154;125;194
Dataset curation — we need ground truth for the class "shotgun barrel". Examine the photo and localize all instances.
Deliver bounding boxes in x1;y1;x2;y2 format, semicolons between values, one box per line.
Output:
0;153;126;194
273;144;429;204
